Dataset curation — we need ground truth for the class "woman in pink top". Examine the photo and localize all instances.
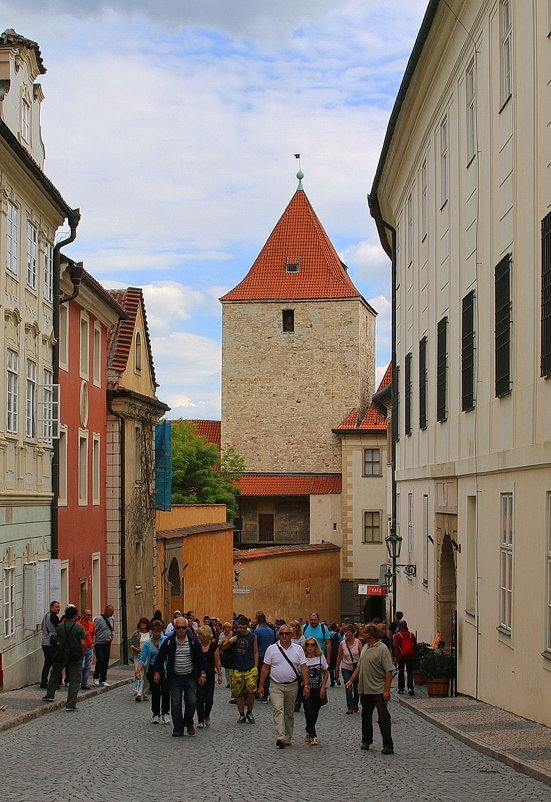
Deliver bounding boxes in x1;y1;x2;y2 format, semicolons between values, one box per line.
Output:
335;625;362;713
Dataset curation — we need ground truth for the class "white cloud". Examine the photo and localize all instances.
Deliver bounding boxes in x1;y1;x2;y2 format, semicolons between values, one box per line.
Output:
375;364;388;388
152;331;221;388
340;241;390;283
140;282;205;335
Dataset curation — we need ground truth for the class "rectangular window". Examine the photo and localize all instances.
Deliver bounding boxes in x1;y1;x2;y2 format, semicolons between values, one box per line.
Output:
541;212;551;377
500;493;513;632
462;290;476;412
285;260;300;273
406;193;413;266
43;241;53;303
422;494;429;586
41;369;53;442
3;566;16;637
421;160;428;240
25;360;37;438
282;309;294;332
500;0;512;104
21;99;30;142
363;511;382;543
466;495;477;614
419;336;427;430
92;435;100;505
93;323;102;387
26;221;38;290
6;201;19;276
404;352;412;436
440;116;449;207
59;427;68;506
436;317;448;421
466;59;476;163
495;254;512;397
80;313;90;379
78;431;88;505
7;349;19;434
363;448;381;476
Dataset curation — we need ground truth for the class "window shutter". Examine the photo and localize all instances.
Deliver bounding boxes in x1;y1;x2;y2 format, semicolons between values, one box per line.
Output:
419;336;427;429
542;213;551;377
405;352;412;436
495;254;512;397
462;291;475;411
437;317;447;421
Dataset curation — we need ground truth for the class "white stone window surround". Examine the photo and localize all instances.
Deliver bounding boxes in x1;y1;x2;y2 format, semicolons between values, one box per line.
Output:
25;358;37;439
43;240;53;303
92;433;101;505
78;428;89;506
93;322;102;387
6;200;19;276
6;348;19;434
500;0;512;106
3;565;16;637
79;311;90;380
499;492;513;633
26;220;38;290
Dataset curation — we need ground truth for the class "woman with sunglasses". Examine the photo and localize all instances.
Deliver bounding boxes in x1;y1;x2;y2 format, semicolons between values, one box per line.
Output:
303;638;329;746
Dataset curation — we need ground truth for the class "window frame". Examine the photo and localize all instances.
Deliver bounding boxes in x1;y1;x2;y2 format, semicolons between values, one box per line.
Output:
3;565;16;638
461;290;476;412
26;220;38;291
419;336;427;430
499;493;513;632
93;322;102;387
25;359;37;439
495;253;512;397
92;433;101;505
78;429;89;506
58;426;68;506
406;192;413;267
43;241;53;303
79;312;90;380
21;97;30;143
500;0;512;106
440;116;449;208
282;309;294;333
362;510;382;544
6;348;19;435
363;448;381;477
466;58;476;164
404;352;412;436
420;160;428;241
6;200;19;277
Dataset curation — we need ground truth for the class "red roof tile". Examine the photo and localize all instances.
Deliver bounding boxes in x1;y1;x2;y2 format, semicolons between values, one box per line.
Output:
220;188;369;303
157;522;234;540
235;542;340;561
107;287;157;385
238;474;341;496
334;363;391;432
190;420;221;449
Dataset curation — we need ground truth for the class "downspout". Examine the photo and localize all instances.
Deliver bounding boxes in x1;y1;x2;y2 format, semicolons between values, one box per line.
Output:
367;195;397;617
107;389;128;665
51;210;80;560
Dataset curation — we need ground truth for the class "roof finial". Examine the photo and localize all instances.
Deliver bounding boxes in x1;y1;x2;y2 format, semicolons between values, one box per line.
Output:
294;153;304;190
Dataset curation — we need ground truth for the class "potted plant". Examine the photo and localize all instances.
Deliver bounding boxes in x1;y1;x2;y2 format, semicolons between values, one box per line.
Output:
413;642;431;685
418;648;455;697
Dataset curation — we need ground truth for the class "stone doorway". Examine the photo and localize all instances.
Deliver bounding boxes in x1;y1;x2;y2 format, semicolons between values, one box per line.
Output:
435;513;457;649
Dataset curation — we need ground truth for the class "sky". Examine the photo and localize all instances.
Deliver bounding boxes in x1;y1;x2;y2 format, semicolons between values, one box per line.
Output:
4;0;428;420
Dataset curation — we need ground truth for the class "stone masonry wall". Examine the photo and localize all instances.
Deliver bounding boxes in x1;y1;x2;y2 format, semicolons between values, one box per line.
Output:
221;298;375;473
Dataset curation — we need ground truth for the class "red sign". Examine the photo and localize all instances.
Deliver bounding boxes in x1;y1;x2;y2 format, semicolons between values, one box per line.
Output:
367;585;386;596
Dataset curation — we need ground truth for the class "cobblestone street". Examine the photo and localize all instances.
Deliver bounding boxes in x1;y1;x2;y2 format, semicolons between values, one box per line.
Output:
1;683;550;802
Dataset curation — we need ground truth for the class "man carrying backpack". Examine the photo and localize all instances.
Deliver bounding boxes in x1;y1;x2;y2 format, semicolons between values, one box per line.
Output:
392;620;417;696
42;605;86;711
302;613;331;663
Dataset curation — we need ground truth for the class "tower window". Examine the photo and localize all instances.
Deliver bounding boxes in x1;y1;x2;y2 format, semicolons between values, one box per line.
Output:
282;310;294;332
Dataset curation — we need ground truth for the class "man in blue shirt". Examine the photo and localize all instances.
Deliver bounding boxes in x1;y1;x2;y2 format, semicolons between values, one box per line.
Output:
254;612;276;702
303;612;331;664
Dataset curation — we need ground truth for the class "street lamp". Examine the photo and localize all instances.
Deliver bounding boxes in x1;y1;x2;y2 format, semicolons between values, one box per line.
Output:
385;531;416;619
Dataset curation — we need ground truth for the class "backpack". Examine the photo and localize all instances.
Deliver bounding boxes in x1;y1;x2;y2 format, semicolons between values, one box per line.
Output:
57;622;83;662
397;631;414;659
304;622;327;639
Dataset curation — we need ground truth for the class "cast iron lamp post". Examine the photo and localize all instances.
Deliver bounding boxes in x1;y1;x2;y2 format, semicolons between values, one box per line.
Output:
385;531;416;619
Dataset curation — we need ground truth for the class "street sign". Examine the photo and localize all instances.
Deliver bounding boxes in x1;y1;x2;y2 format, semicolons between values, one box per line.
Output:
233;587;251;594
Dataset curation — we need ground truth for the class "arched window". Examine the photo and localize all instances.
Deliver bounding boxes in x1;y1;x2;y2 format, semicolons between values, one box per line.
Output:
135;331;142;372
168;557;181;596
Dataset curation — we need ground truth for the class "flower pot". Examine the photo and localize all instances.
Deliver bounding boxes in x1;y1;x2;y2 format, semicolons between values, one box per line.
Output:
427;677;449;697
413;669;428;685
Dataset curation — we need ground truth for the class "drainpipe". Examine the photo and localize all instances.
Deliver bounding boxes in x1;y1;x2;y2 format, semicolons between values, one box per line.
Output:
51;210;80;560
107;389;128;665
367;195;397;618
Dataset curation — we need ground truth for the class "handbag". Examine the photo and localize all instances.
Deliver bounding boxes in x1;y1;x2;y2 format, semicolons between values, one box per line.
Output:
346;641;358;670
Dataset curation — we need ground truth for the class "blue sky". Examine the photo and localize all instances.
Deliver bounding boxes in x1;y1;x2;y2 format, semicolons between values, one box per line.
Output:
4;1;428;419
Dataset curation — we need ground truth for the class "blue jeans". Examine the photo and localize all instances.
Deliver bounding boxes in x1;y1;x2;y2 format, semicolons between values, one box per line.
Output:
341;667;359;710
170;673;197;732
81;647;94;688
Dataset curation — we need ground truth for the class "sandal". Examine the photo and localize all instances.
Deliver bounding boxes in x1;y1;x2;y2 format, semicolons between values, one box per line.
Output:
310;737;318;746
305;735;311;743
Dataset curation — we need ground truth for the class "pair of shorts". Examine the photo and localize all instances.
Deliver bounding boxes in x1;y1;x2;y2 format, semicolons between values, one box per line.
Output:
231;666;258;697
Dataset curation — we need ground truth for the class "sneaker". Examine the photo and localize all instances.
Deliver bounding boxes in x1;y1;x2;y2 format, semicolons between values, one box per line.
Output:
93;679;100;686
42;696;55;702
65;707;77;712
162;714;171;725
152;715;160;724
381;747;394;755
408;690;415;696
100;682;110;687
187;726;196;736
237;714;247;723
246;712;255;724
197;722;205;728
204;717;211;727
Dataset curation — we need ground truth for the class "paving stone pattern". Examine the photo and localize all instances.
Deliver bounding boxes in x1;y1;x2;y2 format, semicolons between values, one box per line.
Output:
1;683;551;802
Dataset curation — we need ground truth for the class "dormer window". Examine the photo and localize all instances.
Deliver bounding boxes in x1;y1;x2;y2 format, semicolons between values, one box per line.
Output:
21;99;30;143
285;260;300;273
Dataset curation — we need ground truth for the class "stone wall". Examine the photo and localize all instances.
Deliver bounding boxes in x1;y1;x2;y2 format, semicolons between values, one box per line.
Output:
221;298;375;473
239;497;309;544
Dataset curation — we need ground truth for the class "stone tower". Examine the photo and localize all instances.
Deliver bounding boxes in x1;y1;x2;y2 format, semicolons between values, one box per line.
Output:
221;175;376;476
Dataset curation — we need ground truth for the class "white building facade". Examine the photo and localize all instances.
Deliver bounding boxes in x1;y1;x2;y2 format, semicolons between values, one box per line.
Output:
370;0;551;725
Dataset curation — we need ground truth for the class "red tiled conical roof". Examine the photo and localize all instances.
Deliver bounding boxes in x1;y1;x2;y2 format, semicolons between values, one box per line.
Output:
220;187;363;302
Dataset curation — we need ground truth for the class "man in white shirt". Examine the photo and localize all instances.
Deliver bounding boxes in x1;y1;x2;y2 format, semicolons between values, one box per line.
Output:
258;625;309;749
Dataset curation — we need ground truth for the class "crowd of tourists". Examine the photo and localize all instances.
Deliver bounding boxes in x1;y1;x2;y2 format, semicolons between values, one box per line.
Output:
40;604;417;753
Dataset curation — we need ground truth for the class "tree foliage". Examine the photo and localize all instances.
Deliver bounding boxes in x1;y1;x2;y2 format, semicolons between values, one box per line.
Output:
171;420;243;519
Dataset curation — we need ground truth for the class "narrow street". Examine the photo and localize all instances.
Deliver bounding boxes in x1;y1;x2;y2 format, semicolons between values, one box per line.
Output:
1;683;549;802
